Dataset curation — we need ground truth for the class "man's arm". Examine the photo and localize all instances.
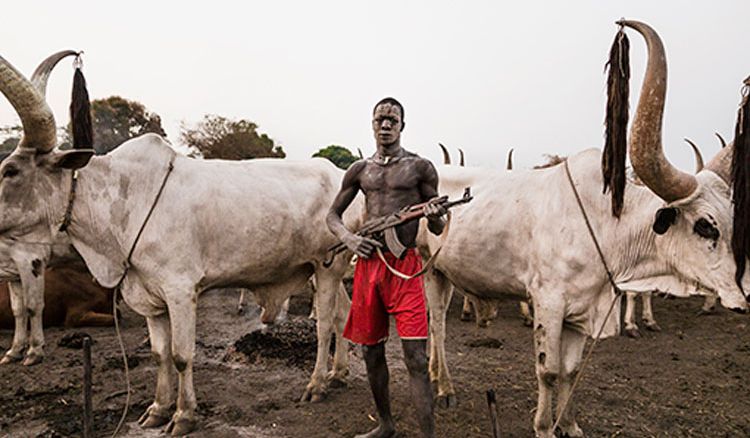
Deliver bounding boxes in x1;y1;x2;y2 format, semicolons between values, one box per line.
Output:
327;161;382;258
418;159;446;235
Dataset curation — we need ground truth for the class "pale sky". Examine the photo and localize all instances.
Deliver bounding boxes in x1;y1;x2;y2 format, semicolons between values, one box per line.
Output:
1;1;748;170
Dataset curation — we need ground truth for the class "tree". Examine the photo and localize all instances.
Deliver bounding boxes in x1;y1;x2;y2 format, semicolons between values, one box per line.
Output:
87;96;167;154
0;126;21;154
180;115;285;160
312;145;358;169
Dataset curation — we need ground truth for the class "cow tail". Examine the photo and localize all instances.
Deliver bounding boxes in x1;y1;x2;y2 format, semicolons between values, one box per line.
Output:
603;27;630;218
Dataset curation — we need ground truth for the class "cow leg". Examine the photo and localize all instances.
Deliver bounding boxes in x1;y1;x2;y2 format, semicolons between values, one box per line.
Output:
555;327;586;438
699;294;717;315
1;281;27;364
460;295;473;321
330;281;351;387
424;270;455;408
22;274;46;366
308;277;318;320
302;264;348;402
520;300;534;327
164;298;198;436
237;289;246;315
624;291;640;338
642;291;660;332
139;313;174;429
532;298;563;438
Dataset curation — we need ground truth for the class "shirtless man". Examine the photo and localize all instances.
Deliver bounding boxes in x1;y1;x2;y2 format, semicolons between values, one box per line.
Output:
327;97;445;438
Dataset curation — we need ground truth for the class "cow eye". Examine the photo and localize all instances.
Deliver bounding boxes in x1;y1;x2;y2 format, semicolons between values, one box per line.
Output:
2;166;18;178
694;218;720;240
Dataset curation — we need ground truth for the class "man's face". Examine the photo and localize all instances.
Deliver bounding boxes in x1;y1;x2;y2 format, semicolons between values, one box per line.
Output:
372;103;403;146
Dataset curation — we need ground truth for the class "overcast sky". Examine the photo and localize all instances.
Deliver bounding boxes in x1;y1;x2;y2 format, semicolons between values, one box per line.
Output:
1;1;748;170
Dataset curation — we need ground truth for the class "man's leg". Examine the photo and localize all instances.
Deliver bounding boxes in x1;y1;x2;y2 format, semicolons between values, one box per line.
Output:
357;342;395;438
402;339;435;438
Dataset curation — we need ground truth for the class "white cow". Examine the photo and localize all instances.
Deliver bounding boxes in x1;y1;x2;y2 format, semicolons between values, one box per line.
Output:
0;50;96;366
0;54;360;435
417;21;748;437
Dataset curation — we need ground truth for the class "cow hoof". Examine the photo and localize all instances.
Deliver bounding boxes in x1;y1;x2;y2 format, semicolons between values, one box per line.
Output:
300;386;326;403
645;322;661;332
697;307;715;316
557;427;585;438
460;311;472;322
624;328;641;338
139;406;171;428
436;393;456;409
0;353;22;365
523;318;534;328
237;306;245;316
22;354;43;367
477;319;491;328
164;418;197;436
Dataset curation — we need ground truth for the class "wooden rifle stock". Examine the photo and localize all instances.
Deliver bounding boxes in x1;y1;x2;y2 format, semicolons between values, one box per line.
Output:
323;187;473;267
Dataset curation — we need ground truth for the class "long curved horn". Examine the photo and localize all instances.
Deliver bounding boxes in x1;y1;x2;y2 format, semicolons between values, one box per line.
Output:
30;50;78;97
357;147;364;159
683;138;704;172
619;20;697;202
439;143;451;165
715;132;727;148
506;148;514;170
458;148;465;166
705;142;733;184
0;55;57;152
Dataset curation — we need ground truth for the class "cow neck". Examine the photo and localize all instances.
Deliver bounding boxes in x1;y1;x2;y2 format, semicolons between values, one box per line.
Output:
64;150;176;287
58;170;78;232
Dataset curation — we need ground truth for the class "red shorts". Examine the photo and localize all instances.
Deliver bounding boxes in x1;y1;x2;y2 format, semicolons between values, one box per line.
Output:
343;248;428;345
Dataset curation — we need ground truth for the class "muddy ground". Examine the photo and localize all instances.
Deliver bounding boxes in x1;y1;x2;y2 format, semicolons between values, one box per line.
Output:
1;287;749;437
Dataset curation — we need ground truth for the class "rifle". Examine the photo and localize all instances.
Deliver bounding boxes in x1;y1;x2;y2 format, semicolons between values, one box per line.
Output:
323;187;473;267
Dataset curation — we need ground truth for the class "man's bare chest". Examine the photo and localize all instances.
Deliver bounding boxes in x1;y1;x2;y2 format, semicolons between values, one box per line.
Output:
359;160;421;194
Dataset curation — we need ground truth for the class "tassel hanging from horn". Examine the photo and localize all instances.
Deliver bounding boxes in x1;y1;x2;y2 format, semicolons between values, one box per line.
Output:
70;54;93;150
731;77;750;294
602;28;630;218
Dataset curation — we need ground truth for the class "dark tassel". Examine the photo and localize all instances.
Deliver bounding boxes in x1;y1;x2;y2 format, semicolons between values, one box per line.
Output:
70;62;94;149
731;78;750;294
602;29;630;218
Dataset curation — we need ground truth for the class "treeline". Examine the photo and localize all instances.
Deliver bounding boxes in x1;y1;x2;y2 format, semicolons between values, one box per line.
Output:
0;96;362;169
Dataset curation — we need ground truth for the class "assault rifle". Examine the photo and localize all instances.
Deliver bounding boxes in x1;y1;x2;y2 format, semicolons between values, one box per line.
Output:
324;187;473;267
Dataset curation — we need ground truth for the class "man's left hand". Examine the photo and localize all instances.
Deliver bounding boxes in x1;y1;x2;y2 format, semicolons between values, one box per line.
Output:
423;198;447;220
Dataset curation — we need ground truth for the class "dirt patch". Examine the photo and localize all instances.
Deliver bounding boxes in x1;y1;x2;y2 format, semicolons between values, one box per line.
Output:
57;332;93;349
1;289;750;437
229;316;317;368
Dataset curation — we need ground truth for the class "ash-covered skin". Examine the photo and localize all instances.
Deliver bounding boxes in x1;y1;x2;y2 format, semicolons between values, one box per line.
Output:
327;99;444;438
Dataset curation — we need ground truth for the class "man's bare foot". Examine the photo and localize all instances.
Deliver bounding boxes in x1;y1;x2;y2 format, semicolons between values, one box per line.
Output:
354;423;396;438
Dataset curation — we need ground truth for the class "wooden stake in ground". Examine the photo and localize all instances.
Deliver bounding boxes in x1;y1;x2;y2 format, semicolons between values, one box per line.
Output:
486;389;500;438
83;336;93;438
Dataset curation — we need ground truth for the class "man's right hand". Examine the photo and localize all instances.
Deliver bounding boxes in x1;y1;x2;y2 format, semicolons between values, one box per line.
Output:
343;234;383;259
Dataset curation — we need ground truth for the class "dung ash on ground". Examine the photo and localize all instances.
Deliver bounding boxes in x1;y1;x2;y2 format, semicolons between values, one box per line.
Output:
229;316;317;368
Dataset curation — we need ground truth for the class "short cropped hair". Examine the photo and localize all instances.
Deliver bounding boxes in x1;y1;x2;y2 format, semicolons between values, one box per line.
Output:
372;97;405;124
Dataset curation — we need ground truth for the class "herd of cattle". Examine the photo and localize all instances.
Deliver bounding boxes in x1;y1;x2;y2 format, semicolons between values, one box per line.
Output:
0;19;748;437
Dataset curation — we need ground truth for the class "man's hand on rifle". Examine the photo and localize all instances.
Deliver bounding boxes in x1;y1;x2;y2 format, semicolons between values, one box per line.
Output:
343;233;383;259
423;197;448;221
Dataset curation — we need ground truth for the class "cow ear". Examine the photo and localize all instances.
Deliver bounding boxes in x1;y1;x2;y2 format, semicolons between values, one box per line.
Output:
48;149;95;170
653;207;678;235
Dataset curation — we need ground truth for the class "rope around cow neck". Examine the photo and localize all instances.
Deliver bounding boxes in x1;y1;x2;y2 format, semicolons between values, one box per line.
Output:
551;159;624;433
107;152;176;437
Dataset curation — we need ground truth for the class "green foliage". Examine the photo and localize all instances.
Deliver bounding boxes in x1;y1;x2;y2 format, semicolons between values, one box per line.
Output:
86;96;167;154
312;145;359;169
0;126;21;153
180;115;285;160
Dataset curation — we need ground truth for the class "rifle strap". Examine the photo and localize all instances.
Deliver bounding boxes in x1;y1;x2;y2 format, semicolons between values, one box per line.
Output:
375;211;452;280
